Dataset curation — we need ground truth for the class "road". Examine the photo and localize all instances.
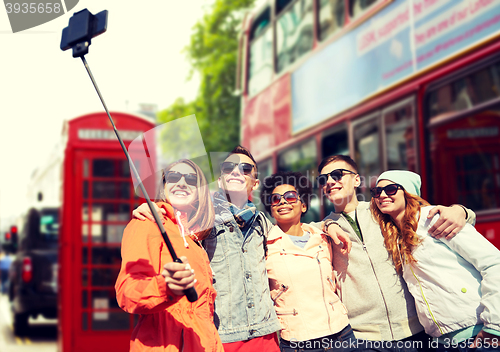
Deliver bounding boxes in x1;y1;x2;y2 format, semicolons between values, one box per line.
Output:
0;293;57;352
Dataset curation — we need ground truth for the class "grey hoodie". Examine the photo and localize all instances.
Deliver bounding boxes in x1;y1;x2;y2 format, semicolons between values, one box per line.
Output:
316;201;476;341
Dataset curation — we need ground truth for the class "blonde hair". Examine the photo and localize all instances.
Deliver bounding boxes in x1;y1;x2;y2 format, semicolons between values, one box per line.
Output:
370;190;430;274
159;159;214;241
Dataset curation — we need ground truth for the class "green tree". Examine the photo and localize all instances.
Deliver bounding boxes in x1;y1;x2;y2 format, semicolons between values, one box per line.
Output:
157;0;255;153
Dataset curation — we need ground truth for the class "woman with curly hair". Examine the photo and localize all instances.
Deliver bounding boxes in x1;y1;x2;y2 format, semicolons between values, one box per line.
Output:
260;171;359;352
116;159;222;351
370;170;500;351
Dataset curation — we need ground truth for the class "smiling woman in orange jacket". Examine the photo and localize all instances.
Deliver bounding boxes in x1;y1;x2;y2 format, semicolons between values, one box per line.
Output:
115;159;222;352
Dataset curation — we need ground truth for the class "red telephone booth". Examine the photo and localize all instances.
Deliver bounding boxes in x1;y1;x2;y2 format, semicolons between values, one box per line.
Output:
58;112;155;352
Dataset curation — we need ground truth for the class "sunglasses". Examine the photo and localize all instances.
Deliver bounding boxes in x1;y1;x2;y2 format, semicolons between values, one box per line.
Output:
269;190;300;206
317;169;356;186
165;171;198;186
370;184;402;198
220;162;255;176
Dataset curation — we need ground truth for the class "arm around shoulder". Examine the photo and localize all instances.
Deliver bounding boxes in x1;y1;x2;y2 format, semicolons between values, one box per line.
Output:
457;204;476;226
427;203;475;239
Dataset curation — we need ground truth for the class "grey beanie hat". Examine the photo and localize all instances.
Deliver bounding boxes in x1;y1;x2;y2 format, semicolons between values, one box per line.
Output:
376;170;421;197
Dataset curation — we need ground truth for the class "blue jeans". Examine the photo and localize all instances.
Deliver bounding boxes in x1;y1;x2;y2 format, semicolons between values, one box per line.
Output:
280;324;360;352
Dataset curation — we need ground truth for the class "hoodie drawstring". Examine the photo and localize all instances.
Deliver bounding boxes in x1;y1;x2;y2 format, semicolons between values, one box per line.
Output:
176;211;189;248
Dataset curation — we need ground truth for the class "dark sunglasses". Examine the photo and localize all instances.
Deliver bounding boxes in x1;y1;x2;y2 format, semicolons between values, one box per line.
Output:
220;162;255;176
165;171;198;186
317;169;356;186
269;190;300;206
370;184;402;198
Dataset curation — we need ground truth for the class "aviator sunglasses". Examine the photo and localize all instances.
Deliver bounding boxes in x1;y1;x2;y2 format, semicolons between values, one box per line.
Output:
220;162;255;176
317;169;356;186
165;171;198;186
370;184;403;198
269;190;300;206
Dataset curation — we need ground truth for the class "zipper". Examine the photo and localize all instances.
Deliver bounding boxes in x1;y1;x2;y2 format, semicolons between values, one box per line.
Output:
409;266;444;335
276;308;298;316
342;214;395;339
317;254;332;331
272;284;289;304
361;238;395;339
327;276;336;291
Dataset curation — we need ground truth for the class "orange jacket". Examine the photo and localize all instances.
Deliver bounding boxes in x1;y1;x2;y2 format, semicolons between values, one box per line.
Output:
115;202;222;351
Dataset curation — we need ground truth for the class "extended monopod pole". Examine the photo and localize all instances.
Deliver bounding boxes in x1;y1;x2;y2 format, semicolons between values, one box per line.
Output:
60;9;198;302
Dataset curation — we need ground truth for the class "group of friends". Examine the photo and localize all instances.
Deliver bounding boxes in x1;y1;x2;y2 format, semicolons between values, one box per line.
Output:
114;145;500;352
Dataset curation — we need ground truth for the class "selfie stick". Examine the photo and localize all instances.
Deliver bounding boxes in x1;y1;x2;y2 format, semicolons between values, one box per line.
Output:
60;9;198;302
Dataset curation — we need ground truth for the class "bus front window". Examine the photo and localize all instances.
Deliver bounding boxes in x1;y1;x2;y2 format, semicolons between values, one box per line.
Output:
276;0;314;73
318;0;345;41
248;7;273;96
349;0;379;19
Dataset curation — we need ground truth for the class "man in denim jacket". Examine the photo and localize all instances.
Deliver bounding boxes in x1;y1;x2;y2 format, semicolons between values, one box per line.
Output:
203;145;280;351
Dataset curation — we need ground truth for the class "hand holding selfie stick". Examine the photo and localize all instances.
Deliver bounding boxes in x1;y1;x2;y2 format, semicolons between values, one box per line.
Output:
60;9;198;302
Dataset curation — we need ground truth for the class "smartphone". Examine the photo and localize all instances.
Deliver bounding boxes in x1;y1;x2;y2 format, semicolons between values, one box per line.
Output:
61;9;108;51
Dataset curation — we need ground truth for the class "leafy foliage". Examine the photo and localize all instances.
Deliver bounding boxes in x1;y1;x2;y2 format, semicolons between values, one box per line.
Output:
157;0;255;154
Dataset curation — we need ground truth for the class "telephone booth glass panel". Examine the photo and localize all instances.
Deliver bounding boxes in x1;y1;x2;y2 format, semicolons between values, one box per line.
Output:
79;155;138;333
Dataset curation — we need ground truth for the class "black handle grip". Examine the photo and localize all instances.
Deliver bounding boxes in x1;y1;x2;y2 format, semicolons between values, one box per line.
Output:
183;287;199;303
174;258;199;302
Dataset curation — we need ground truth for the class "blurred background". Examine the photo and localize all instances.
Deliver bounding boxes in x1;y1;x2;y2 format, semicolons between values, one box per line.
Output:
2;0;500;350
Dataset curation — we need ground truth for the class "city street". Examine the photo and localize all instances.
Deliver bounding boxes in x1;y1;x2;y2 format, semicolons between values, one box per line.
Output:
0;294;56;352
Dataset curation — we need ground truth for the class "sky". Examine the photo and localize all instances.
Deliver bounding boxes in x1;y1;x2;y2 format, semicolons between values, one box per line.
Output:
0;0;212;228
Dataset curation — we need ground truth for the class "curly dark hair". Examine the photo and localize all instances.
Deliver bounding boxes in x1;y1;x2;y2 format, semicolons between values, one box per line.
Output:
260;171;312;216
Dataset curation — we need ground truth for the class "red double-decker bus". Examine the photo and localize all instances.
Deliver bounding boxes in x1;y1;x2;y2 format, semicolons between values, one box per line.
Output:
237;0;500;248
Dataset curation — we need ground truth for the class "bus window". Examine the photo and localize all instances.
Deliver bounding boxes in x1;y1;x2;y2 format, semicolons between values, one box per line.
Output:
277;139;319;223
349;0;379;19
321;127;348;214
318;0;345;41
321;126;348;158
428;108;500;211
249;7;273;96
353;114;381;199
256;158;273;213
276;0;314;73
429;64;500;118
383;99;417;171
278;138;316;173
427;58;500;211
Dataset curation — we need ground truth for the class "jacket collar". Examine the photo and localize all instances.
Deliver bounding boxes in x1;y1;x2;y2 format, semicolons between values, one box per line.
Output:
268;222;324;241
157;202;175;221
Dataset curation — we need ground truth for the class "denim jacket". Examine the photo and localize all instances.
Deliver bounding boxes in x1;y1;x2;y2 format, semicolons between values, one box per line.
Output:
203;201;280;343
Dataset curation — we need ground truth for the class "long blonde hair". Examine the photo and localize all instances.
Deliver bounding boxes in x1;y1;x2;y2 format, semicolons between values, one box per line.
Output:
370;190;430;274
159;159;214;241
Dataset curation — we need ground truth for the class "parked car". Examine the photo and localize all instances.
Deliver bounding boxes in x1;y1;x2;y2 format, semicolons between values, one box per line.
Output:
9;207;59;335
